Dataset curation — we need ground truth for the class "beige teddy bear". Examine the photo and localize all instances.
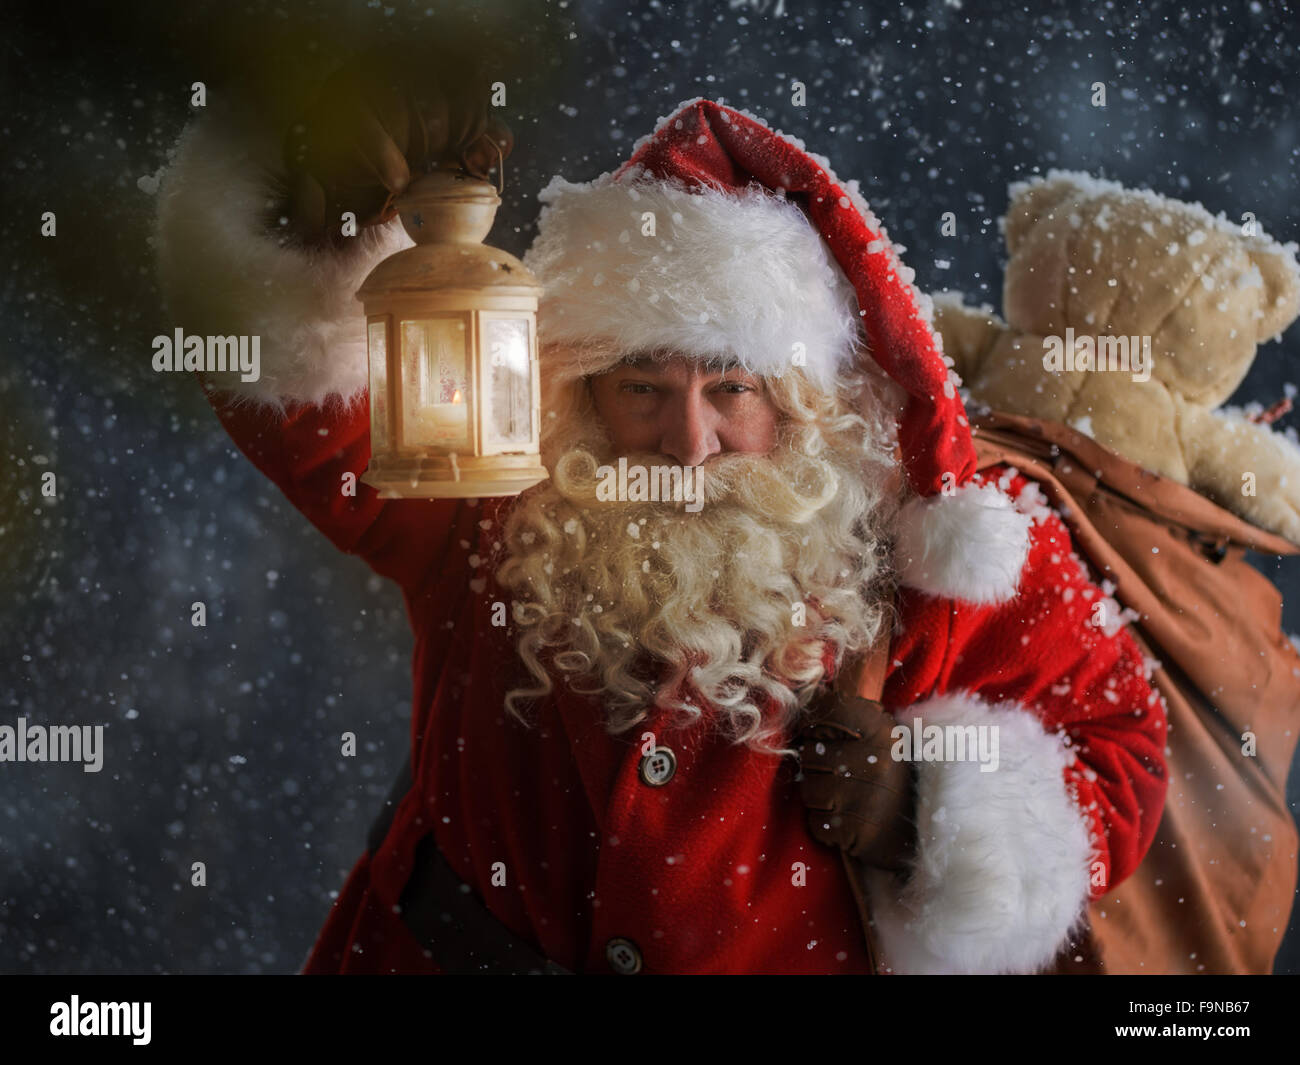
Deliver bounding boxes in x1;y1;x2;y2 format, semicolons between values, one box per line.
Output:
933;170;1300;545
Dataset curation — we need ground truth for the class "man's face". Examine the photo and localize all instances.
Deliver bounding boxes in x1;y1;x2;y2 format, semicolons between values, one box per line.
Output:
501;354;898;745
587;354;780;466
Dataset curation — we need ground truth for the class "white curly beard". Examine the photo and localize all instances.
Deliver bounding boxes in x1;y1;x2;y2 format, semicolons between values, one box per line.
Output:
491;373;901;753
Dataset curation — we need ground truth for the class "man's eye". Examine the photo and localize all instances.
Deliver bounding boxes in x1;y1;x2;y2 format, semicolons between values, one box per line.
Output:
716;382;753;394
620;382;656;395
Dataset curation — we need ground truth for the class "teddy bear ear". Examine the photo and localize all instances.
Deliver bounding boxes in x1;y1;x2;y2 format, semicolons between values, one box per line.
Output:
1245;240;1300;343
1001;177;1077;255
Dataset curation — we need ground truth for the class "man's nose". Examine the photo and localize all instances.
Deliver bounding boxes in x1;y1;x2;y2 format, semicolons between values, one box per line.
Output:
658;392;720;467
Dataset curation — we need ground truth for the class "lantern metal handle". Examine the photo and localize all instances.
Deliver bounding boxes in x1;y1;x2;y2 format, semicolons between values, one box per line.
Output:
459;133;505;197
489;137;504;196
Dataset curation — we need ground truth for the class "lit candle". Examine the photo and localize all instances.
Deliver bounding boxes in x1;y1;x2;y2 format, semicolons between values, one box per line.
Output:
414;389;468;447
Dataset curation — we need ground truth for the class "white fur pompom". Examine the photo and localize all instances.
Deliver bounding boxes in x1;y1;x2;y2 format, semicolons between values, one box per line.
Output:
893;481;1034;605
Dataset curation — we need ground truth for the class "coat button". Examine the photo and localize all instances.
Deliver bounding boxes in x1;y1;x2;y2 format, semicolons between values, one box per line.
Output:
638;745;677;786
605;937;643;974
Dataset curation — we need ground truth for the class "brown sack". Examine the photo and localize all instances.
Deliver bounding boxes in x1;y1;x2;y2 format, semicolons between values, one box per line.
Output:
970;409;1300;974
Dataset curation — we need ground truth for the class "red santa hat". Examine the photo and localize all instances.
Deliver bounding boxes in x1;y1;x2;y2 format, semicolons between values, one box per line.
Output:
522;97;1033;605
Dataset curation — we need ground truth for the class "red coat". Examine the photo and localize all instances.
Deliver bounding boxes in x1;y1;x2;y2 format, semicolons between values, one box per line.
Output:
204;382;1168;976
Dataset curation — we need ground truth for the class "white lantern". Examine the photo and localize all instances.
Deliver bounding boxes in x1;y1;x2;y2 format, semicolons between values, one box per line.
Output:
357;170;547;498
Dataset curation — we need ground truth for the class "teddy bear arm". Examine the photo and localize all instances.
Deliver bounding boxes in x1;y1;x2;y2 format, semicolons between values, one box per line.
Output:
1175;401;1300;546
931;291;1011;384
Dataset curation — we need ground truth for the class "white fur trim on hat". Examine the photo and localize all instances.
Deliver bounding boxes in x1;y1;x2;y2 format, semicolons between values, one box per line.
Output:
154;108;412;411
864;690;1096;974
521;173;863;391
893;481;1035;605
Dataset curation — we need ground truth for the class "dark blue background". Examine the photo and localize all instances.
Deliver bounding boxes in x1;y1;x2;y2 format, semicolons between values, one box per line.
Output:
3;0;1298;972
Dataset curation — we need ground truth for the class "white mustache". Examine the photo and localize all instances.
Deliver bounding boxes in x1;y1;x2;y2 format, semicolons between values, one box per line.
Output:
552;445;840;523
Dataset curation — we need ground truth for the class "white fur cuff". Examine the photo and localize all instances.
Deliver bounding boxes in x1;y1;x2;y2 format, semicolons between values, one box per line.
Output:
865;690;1095;974
893;481;1034;605
154;109;412;409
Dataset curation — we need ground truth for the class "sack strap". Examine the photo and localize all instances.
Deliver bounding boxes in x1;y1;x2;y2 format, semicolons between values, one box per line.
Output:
826;610;896;974
835;617;893;702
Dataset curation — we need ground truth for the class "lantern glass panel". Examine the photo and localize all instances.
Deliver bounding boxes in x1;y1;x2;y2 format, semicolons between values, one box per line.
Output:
482;316;533;448
401;317;471;450
367;319;389;451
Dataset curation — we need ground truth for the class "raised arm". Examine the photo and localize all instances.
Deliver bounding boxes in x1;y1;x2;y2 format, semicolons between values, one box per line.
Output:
155;103;460;591
154;54;512;593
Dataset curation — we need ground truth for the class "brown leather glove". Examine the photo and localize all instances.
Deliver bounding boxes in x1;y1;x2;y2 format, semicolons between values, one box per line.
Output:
795;691;917;873
281;44;514;244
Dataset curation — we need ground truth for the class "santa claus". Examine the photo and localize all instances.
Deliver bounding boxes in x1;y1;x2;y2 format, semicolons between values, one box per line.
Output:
154;59;1168;974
